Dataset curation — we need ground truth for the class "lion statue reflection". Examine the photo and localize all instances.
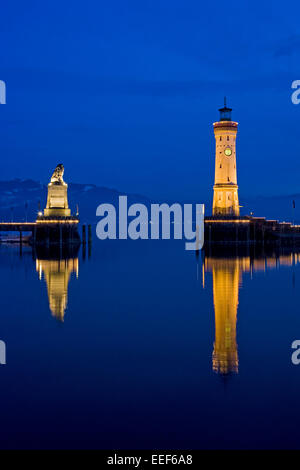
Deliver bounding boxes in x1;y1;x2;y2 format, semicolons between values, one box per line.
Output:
50;164;65;184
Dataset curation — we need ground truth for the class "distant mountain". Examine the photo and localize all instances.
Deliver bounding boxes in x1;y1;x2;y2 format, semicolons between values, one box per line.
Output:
0;179;300;225
0;179;152;224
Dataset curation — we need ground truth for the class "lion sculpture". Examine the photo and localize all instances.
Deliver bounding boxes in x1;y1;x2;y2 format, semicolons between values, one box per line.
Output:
50;164;65;184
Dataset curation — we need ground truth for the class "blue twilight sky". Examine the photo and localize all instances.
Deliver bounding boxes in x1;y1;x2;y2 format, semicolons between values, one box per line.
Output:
0;0;300;201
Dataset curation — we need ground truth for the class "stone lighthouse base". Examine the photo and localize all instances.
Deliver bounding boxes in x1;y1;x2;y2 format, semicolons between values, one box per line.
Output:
34;216;81;245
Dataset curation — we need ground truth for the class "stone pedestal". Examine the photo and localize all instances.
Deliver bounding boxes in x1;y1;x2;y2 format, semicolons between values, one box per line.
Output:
44;182;71;217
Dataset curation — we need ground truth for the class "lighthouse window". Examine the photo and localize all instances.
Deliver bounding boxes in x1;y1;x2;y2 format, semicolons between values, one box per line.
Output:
227;177;230;182
220;164;222;168
227;136;229;141
220;137;222;141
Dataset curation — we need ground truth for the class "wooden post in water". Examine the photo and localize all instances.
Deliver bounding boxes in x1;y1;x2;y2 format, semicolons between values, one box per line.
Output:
19;230;23;257
82;224;86;245
59;224;62;247
46;226;50;248
88;224;92;244
293;228;295;249
59;224;62;258
88;224;92;258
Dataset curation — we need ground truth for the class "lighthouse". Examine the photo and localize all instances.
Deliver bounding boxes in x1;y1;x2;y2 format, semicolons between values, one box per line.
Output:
212;99;239;216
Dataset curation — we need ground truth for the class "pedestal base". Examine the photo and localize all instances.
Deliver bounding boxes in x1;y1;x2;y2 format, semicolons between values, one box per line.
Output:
44;182;71;217
34;217;80;245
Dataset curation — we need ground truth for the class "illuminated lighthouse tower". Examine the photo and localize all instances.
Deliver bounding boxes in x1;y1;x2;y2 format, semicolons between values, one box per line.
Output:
212;100;239;216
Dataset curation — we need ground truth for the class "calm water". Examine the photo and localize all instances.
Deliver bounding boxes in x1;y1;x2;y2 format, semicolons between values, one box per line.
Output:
1;238;300;449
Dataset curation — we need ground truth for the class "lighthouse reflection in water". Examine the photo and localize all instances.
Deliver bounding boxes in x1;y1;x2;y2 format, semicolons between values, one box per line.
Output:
204;248;300;376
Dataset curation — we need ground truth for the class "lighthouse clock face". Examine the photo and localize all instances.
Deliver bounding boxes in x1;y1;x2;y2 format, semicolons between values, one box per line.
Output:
224;147;232;156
